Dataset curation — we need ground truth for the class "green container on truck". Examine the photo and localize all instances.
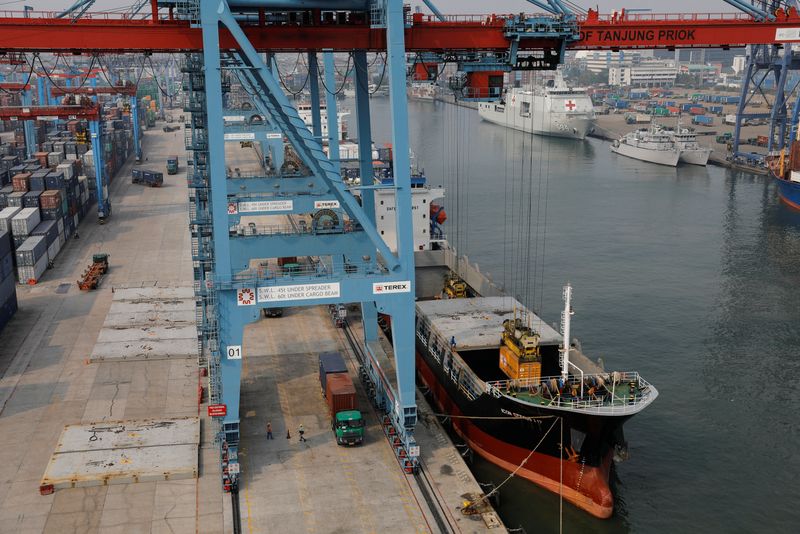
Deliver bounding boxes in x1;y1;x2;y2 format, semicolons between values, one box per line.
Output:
166;156;179;175
319;352;364;446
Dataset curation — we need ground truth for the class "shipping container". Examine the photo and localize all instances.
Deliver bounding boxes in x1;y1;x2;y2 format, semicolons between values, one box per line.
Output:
32;220;60;247
0;206;22;234
17;253;47;284
40;190;62;210
689;106;706;115
499;346;542;381
7;191;25;208
47;238;62;263
45;172;66;190
15;234;47;266
319;351;348;397
325;373;357;416
11;207;41;236
0;229;10;261
12;173;30;192
692;115;714;126
724;114;737;125
23;191;42;209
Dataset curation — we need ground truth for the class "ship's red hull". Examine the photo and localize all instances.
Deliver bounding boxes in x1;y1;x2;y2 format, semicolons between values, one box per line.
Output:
416;351;615;519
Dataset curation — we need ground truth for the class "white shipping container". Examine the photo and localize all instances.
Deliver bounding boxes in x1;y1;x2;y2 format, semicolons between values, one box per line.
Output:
47;237;62;262
56;162;75;181
724;114;737;125
11;207;41;236
48;152;65;166
0;206;22;234
17;254;47;284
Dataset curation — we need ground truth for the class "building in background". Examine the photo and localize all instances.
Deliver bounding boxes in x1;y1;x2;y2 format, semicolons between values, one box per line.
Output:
608;59;678;87
732;55;747;74
574;50;653;73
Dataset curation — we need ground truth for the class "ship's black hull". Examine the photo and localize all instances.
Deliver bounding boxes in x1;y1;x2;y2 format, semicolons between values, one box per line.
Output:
415;341;632;518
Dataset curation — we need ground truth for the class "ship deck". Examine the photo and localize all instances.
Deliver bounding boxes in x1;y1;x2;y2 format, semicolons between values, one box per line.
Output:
417;296;563;350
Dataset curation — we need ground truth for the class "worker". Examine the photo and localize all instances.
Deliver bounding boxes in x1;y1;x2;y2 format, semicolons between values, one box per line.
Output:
298;423;306;442
266;422;273;440
450;336;456;350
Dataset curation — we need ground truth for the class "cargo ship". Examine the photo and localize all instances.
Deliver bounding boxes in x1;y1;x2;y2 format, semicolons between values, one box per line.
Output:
477;71;596;140
373;174;658;519
767;142;800;209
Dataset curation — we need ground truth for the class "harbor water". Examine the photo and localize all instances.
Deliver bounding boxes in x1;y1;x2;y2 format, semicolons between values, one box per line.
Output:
357;97;800;533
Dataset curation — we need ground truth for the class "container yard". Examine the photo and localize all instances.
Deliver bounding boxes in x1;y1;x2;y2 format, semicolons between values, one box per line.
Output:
3;2;800;533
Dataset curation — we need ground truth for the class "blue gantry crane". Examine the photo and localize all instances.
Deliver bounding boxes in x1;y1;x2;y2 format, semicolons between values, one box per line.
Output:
185;0;421;490
731;1;800;161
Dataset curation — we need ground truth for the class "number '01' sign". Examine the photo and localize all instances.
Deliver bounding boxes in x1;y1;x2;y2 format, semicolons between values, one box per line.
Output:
227;345;242;360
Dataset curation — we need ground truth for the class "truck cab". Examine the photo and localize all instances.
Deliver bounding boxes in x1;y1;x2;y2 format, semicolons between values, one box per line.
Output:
333;410;364;446
166;156;179;175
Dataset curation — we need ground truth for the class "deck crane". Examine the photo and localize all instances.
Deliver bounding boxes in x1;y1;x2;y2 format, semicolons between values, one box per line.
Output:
2;0;800;492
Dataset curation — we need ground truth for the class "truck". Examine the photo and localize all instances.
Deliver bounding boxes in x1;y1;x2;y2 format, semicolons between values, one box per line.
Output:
692;115;714;126
624;112;651;124
131;168;163;187
319;352;364;446
166;156;179;175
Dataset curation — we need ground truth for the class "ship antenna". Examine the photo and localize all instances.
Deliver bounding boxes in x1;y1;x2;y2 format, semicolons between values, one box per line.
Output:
559;284;574;381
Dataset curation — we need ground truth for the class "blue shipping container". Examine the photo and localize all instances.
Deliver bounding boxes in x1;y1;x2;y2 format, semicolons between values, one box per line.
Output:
319;352;347;397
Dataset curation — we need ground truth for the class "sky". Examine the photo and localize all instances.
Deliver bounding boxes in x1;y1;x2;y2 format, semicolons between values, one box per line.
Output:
15;1;740;16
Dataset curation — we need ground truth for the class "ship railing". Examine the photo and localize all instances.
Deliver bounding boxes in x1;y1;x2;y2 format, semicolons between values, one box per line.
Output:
485;371;656;412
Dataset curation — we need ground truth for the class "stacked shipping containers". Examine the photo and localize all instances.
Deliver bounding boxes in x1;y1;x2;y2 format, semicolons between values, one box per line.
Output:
0;230;16;331
0;95;139;286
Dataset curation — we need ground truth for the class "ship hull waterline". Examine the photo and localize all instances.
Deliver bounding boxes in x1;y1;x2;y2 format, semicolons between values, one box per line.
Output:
679;148;711;166
610;142;681;167
775;174;800;209
415;350;620;519
479;107;595;140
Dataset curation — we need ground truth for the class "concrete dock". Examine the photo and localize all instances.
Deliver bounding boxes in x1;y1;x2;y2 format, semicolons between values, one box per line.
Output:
0;122;225;533
0;125;508;533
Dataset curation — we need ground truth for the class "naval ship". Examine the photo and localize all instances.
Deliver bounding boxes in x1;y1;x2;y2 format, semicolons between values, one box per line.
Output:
477;71;596;140
371;170;658;519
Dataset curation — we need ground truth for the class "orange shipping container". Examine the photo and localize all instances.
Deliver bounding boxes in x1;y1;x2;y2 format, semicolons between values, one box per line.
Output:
499;346;541;381
325;373;357;417
12;173;31;192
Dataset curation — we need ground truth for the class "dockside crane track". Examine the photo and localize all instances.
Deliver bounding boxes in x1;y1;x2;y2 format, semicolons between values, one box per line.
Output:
339;319;458;534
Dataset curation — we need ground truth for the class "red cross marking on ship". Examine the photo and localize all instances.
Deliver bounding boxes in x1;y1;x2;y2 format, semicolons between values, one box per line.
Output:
565;99;576;111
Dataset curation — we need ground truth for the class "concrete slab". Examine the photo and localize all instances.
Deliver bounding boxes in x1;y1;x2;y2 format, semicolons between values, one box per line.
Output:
41;417;200;491
88;286;197;362
89;339;198;362
0;124;224;533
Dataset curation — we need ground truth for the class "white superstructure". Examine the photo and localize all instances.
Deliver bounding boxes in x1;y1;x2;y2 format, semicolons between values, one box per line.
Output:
610;123;682;166
477;72;596;140
374;178;444;253
667;125;711;166
408;82;436;101
296;103;349;141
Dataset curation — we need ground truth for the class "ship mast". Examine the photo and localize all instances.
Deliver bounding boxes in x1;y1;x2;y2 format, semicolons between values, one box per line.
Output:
559;284;574;381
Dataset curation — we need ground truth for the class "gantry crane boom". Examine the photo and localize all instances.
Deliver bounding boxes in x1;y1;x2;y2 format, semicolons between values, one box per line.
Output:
1;9;800;52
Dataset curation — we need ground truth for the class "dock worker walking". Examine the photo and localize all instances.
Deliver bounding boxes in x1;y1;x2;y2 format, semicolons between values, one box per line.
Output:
450;336;457;350
266;422;273;440
298;423;306;442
